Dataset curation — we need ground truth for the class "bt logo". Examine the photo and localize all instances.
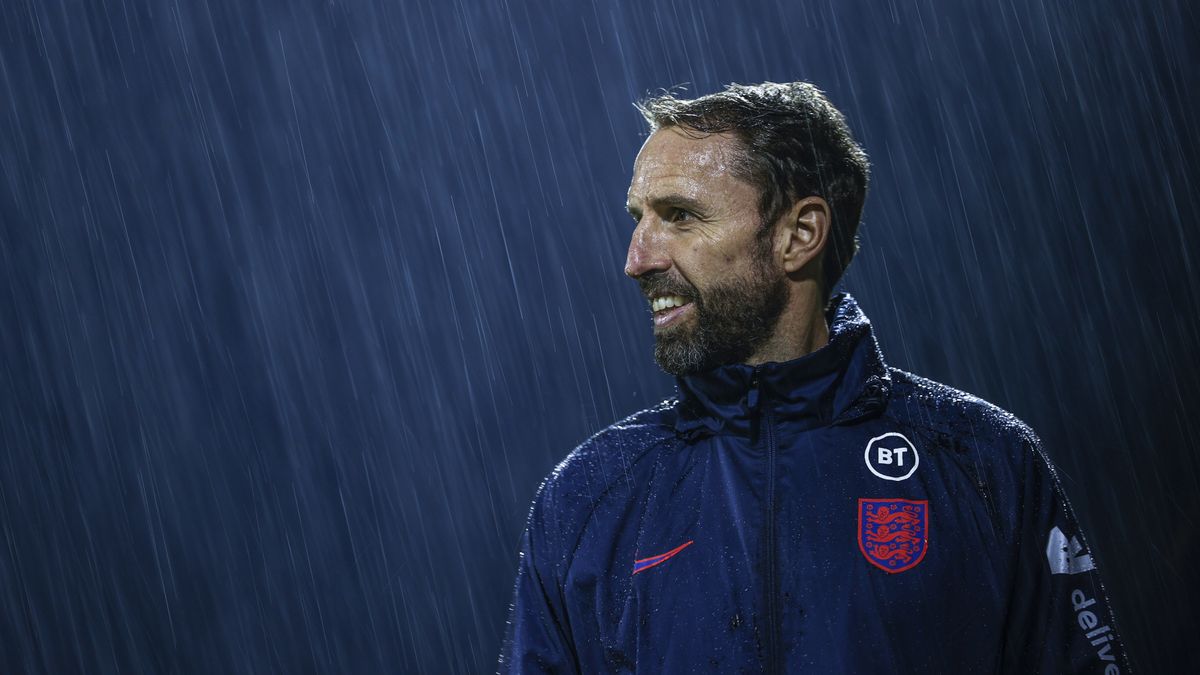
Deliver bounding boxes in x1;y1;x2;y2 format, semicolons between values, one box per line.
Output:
864;432;919;481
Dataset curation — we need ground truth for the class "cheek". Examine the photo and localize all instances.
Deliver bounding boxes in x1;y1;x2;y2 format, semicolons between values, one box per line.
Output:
683;244;723;268
681;236;734;260
691;241;737;266
684;246;737;276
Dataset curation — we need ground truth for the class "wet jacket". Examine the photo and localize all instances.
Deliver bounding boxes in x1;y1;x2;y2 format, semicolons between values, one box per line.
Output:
499;293;1129;674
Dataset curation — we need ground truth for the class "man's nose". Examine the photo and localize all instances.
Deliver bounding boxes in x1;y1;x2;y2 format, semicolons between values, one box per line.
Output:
625;222;669;278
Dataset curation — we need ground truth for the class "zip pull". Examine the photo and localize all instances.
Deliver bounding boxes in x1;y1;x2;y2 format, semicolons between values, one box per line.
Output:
747;368;762;411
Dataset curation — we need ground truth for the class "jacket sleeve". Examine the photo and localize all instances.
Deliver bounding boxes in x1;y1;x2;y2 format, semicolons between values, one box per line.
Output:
497;481;580;674
1000;436;1132;674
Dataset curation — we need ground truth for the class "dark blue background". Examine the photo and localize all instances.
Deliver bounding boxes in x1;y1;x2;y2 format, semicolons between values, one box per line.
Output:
2;0;1195;672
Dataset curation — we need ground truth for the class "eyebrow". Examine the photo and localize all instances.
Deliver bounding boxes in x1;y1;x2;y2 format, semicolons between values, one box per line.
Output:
626;194;708;218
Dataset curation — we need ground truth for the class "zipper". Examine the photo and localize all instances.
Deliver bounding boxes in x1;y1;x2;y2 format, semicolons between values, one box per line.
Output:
751;368;782;674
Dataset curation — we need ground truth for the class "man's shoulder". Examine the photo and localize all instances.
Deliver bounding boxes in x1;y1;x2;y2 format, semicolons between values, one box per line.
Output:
885;366;1041;453
527;399;677;523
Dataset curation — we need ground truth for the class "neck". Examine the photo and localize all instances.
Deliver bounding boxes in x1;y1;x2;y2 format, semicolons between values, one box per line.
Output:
743;287;829;366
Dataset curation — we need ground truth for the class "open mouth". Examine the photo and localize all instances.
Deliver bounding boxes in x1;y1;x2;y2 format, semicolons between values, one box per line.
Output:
649;295;694;328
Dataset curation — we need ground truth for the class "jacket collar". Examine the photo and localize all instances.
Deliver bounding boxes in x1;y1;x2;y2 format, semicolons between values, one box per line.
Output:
673;292;891;440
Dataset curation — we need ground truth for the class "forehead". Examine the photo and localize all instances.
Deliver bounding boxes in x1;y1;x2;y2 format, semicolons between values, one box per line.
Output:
627;128;750;206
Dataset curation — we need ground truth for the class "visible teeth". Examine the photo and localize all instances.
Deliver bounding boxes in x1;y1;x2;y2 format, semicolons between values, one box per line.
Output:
651;295;690;312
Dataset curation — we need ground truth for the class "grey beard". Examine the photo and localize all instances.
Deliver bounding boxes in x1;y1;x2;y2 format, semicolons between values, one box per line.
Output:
653;268;789;376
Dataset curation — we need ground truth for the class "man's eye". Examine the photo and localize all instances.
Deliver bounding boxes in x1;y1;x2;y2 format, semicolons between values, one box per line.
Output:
670;209;695;222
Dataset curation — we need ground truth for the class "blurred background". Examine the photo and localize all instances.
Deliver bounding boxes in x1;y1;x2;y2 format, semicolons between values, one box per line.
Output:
1;0;1196;671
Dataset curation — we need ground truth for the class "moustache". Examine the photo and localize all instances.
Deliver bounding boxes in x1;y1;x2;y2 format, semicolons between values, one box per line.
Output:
637;272;699;304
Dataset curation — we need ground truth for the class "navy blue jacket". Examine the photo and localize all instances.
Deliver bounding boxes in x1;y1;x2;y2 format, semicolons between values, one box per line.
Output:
499;293;1129;674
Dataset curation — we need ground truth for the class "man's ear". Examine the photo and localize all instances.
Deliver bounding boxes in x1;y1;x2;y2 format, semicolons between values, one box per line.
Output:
778;196;830;274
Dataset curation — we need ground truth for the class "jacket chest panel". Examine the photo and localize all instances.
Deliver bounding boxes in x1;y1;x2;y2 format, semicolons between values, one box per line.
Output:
570;426;1012;672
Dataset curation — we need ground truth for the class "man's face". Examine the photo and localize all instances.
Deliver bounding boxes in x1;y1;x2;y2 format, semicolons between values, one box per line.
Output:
625;127;789;376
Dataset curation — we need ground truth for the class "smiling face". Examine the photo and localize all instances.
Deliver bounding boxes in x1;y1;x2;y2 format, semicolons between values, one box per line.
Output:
625;127;790;376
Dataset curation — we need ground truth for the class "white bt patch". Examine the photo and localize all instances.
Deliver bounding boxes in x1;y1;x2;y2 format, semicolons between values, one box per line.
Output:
864;432;919;481
1046;526;1096;575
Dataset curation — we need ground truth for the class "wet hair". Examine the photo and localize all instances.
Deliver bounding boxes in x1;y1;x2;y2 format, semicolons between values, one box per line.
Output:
634;82;870;299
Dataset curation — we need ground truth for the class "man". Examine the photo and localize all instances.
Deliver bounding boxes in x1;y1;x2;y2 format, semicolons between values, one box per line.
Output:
499;82;1129;673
